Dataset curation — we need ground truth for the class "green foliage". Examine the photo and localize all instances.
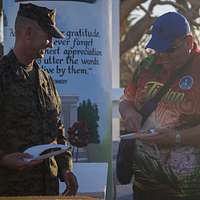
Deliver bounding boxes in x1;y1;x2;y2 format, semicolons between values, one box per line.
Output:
78;99;100;143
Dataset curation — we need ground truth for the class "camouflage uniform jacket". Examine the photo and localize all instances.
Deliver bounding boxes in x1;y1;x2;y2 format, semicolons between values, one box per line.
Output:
0;50;72;196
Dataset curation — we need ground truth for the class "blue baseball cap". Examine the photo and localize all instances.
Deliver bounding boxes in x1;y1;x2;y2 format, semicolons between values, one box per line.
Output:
146;12;190;52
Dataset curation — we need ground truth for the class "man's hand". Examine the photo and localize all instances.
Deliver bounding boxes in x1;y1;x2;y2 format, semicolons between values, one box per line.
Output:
134;128;176;147
0;152;42;171
62;171;78;196
119;100;142;132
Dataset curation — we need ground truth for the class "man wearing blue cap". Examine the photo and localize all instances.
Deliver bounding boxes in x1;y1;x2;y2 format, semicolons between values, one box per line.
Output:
118;12;200;199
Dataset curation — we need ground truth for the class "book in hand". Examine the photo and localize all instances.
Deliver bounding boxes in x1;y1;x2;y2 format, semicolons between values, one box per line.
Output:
24;144;70;161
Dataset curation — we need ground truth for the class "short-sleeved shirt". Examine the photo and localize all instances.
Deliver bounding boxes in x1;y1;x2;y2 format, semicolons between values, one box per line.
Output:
124;48;200;198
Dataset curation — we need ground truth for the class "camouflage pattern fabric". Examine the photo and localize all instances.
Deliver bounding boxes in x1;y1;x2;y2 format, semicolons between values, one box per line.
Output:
17;3;65;39
0;50;72;196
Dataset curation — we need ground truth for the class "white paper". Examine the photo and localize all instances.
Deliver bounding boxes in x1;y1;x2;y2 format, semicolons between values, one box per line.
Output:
120;129;158;140
120;133;137;140
24;144;69;161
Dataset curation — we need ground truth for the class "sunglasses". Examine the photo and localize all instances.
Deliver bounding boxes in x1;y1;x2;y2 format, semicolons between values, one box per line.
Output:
165;37;186;54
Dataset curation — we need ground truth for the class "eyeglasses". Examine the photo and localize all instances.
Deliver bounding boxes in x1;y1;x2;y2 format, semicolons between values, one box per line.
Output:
165;37;186;54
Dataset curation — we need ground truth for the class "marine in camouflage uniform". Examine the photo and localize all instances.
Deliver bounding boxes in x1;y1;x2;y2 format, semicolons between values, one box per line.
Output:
0;3;78;196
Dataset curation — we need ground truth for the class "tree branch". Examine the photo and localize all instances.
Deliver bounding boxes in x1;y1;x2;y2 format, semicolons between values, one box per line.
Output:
156;1;188;13
139;4;151;16
120;0;142;25
120;14;155;56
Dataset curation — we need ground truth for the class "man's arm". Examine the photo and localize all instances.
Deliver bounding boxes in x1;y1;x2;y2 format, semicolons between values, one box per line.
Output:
119;100;143;132
55;119;73;176
180;124;200;146
48;76;78;195
55;119;78;195
0;152;42;170
134;124;200;147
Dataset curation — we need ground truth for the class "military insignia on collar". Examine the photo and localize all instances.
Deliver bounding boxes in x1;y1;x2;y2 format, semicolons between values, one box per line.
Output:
179;75;193;90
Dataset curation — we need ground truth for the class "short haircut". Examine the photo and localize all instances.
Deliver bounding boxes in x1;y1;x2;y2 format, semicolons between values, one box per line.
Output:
15;15;40;34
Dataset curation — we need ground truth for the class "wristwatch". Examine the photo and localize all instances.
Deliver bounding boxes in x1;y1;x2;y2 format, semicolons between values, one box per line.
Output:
175;131;181;144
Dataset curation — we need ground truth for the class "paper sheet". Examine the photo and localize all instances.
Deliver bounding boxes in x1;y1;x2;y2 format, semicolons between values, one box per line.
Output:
120;129;158;140
24;144;69;161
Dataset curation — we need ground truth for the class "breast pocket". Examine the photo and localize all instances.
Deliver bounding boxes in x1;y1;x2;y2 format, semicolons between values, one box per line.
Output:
41;85;59;113
4;81;34;114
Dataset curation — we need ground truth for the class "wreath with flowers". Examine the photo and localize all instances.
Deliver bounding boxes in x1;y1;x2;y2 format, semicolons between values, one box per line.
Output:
67;121;90;148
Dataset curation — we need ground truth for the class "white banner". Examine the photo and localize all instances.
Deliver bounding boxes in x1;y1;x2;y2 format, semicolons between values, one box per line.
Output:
4;0;111;143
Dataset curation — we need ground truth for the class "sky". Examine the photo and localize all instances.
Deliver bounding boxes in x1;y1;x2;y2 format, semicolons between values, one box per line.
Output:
130;0;176;24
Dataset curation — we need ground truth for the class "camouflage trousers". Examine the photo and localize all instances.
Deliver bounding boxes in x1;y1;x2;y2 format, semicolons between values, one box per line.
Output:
0;164;59;196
